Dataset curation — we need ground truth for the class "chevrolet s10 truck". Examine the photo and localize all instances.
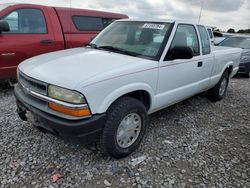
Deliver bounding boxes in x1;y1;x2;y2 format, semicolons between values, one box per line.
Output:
0;3;128;80
14;19;242;158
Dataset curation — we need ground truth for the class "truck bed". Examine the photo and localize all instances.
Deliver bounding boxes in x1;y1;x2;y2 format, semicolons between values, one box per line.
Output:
210;45;242;86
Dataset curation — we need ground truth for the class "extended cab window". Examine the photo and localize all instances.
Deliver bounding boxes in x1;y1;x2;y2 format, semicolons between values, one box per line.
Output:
170;24;200;56
3;8;47;34
198;26;211;55
103;18;116;28
73;16;117;31
73;16;103;31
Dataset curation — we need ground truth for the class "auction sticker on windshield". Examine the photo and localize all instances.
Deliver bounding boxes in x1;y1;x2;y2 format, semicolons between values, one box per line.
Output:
142;23;165;30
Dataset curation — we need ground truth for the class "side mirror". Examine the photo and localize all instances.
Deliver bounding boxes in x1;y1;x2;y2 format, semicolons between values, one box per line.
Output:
0;20;10;33
168;46;194;60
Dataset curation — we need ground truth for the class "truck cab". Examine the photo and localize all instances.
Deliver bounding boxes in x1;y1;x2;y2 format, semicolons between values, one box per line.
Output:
0;3;128;80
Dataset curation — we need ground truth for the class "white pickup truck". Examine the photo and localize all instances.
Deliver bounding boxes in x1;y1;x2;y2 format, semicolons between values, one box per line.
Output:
14;19;242;158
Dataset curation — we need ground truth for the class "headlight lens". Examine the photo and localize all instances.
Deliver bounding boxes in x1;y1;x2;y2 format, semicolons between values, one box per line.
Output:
241;55;250;63
48;85;85;104
48;103;91;117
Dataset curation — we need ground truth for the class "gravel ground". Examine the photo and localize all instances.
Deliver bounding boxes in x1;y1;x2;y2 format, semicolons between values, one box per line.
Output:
0;78;249;188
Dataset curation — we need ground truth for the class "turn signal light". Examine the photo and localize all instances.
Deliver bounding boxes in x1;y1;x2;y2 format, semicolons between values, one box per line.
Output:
49;103;91;117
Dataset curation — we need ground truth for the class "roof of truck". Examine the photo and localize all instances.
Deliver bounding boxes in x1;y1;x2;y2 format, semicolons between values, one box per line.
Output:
117;18;198;25
55;7;127;18
1;3;127;18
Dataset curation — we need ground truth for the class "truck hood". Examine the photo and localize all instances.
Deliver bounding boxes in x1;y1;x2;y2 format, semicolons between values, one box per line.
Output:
19;48;145;89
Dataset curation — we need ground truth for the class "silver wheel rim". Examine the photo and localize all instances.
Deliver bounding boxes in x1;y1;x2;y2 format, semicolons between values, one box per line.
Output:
116;113;142;148
219;77;227;96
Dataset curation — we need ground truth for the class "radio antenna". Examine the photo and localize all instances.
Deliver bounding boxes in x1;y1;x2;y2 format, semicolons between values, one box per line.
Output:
198;0;204;23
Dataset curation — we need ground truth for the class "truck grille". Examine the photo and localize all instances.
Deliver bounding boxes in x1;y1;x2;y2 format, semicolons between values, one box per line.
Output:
18;72;47;96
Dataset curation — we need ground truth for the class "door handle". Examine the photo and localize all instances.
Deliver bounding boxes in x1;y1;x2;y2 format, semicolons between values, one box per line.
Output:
197;61;203;67
40;40;54;44
1;53;16;56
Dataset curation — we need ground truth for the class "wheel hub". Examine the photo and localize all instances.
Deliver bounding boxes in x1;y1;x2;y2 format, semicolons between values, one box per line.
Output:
116;113;142;148
219;77;227;96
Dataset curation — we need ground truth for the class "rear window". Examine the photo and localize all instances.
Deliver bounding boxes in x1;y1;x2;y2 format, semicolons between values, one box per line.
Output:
72;16;117;31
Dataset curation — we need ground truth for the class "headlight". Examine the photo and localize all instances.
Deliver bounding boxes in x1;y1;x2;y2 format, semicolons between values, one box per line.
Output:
241;55;250;63
48;85;85;104
48;85;91;117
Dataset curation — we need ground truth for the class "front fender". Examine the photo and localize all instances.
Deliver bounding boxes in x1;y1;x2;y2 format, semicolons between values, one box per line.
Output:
81;81;155;114
97;83;154;113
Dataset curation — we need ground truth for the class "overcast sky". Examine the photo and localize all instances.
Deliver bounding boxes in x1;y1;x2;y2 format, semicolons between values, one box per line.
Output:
1;0;250;31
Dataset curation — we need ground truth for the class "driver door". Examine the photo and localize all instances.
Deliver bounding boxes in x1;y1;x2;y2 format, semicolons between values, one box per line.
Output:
156;24;204;108
0;7;56;79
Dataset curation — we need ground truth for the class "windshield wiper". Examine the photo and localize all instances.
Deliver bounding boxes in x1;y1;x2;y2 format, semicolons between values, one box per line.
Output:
98;46;139;57
86;44;140;57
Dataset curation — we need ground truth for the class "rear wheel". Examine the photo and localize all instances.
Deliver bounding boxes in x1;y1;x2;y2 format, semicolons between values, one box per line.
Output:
99;96;148;158
207;71;229;102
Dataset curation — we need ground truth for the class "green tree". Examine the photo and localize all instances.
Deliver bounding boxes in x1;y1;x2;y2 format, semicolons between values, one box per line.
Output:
237;29;250;33
227;28;235;33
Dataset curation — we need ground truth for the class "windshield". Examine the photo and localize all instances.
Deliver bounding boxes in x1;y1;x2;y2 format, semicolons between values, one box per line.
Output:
219;37;250;49
90;21;171;59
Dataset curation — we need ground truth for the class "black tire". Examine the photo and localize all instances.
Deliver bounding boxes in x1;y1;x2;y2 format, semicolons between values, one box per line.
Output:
207;71;229;102
246;69;250;78
99;96;148;158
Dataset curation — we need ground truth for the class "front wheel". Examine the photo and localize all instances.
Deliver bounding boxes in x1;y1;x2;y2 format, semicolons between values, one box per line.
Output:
207;71;229;102
246;69;250;78
99;97;148;158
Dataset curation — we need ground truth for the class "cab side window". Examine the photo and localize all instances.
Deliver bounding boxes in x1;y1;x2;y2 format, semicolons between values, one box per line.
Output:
3;8;47;34
103;18;116;28
73;16;103;31
73;16;119;31
198;25;211;55
169;24;200;57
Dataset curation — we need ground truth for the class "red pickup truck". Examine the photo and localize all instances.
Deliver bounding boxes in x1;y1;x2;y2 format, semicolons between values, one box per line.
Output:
0;3;128;80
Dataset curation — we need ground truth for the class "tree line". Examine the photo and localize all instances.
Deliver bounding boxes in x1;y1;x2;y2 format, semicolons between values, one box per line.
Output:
227;28;250;34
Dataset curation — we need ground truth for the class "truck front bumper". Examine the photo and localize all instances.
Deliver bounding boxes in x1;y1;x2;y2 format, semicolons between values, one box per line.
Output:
14;85;106;144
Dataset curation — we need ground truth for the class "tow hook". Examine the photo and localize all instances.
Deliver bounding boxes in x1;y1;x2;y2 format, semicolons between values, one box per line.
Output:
17;106;27;121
